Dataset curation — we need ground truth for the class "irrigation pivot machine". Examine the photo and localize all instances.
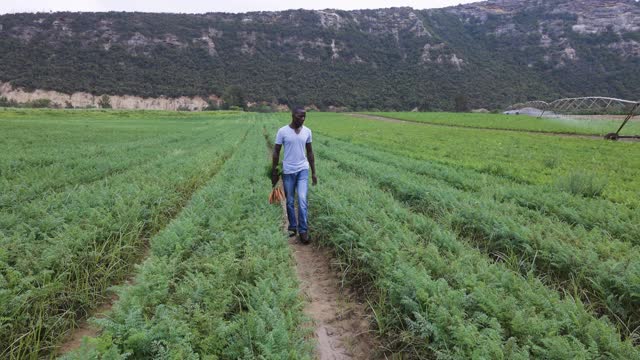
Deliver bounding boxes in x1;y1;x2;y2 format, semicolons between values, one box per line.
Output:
508;97;640;140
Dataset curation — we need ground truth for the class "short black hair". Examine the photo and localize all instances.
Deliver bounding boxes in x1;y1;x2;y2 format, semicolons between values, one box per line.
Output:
292;106;305;114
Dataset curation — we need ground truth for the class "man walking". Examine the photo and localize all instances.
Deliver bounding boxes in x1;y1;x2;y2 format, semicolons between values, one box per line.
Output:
272;107;317;244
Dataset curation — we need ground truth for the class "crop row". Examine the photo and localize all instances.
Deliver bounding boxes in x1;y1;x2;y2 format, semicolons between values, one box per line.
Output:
310;157;638;358
0;132;202;209
311;113;640;207
0;121;247;358
316;140;640;338
0;111;243;208
0;109;212;162
320;134;640;245
1;123;240;239
365;112;640;136
63;125;312;359
0;110;241;176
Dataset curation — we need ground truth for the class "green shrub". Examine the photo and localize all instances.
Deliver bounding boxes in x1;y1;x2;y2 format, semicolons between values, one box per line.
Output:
248;103;274;113
0;96;19;107
25;98;52;108
542;157;560;169
203;100;220;111
556;171;607;198
98;95;112;109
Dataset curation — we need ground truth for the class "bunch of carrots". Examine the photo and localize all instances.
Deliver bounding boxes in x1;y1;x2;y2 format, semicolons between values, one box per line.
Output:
269;186;285;204
267;164;285;204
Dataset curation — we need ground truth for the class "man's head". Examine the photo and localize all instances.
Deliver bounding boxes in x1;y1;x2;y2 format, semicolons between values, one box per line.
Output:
291;106;306;128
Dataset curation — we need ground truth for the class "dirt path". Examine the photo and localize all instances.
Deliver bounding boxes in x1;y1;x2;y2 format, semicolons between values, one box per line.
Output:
280;198;379;359
349;113;640;142
263;123;379;359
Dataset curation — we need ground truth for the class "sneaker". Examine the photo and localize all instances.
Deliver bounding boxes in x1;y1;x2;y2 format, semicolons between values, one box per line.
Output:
299;232;310;244
288;230;297;237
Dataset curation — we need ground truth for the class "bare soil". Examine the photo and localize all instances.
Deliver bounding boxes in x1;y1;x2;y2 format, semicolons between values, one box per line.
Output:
280;196;379;359
55;293;119;355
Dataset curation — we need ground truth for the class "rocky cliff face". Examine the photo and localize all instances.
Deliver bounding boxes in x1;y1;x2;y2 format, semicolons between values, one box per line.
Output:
2;2;636;66
447;0;640;65
0;8;468;70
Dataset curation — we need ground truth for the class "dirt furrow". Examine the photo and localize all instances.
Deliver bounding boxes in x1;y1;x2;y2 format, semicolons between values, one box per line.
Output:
280;197;378;359
264;124;377;358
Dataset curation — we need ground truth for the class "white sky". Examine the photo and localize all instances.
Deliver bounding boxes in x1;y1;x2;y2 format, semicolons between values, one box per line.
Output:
0;0;479;14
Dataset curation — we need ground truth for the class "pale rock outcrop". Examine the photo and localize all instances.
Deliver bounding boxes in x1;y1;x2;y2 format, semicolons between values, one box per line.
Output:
350;54;365;64
609;40;640;57
330;39;340;60
194;35;217;56
317;11;346;30
449;54;465;70
561;46;578;61
421;43;446;63
420;43;465;69
407;11;431;37
127;32;149;47
0;82;217;111
192;27;222;56
239;31;257;55
540;34;552;47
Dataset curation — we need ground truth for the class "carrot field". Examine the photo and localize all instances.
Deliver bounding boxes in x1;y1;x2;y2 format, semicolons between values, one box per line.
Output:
1;109;640;359
365;111;640;136
0;109;312;359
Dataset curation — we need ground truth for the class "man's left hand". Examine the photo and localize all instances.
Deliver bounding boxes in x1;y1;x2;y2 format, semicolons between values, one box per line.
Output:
312;175;318;186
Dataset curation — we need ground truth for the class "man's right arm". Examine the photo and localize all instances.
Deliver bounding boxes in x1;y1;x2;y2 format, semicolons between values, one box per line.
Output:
272;144;282;186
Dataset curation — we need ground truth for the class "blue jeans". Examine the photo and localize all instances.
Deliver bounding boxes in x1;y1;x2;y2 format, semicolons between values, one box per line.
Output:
283;169;309;234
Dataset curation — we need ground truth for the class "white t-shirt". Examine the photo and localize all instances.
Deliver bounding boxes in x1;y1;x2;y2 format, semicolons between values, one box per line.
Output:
275;125;312;174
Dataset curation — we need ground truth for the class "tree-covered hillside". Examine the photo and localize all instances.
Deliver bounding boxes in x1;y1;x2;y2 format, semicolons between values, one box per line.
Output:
0;0;638;110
